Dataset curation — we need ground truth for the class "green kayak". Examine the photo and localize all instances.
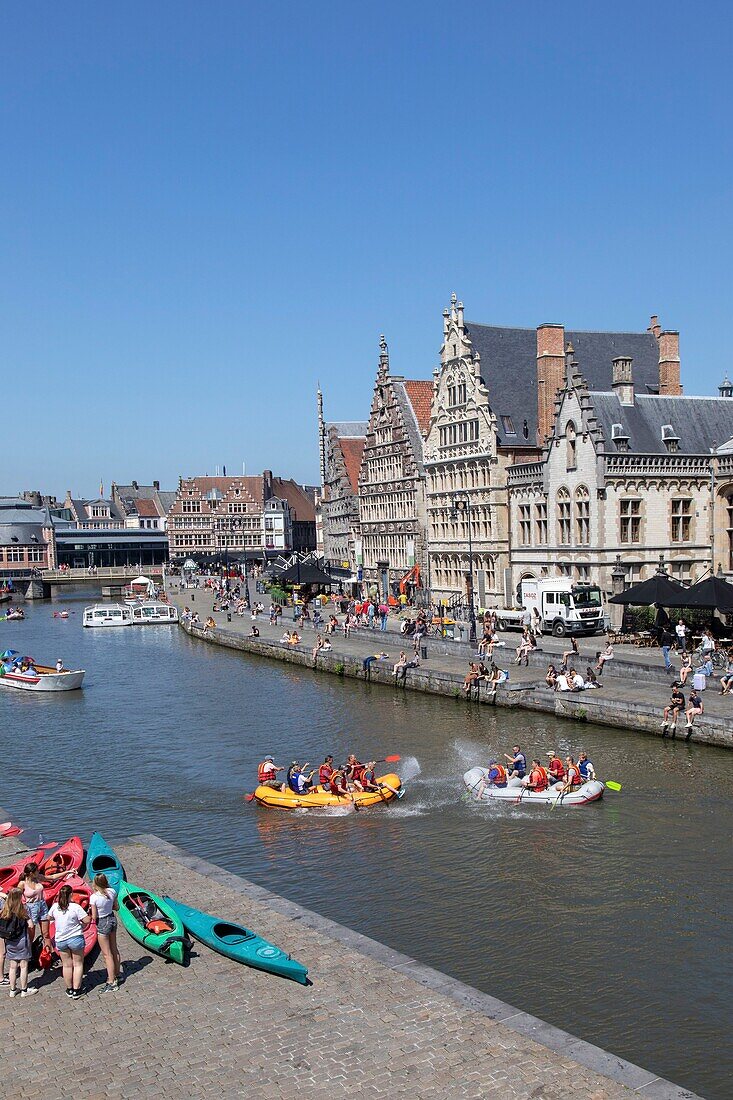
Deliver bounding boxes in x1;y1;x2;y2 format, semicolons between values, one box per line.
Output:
87;832;125;893
163;896;308;985
118;881;187;965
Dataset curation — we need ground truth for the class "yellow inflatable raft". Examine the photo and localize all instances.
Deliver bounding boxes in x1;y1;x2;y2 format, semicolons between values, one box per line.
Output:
252;773;402;810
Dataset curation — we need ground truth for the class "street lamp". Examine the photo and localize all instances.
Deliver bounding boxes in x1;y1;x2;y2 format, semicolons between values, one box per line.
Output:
219;517;243;588
451;495;476;644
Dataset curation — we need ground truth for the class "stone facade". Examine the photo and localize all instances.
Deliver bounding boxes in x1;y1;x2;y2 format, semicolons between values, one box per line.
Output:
358;338;432;592
317;389;366;578
424;295;510;605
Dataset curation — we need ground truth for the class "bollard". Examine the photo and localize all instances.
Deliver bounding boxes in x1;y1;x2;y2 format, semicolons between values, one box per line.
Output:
227;612;232;623
421;644;428;660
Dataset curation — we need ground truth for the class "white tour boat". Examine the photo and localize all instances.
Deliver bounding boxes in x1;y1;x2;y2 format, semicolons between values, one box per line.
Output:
0;663;85;692
464;767;604;807
130;601;179;625
83;604;134;628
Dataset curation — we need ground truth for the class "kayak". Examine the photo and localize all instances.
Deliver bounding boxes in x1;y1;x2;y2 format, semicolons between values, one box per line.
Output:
44;875;98;962
40;836;84;880
164;896;308;985
117;881;187;964
0;847;48;891
252;773;402;810
464;767;605;807
87;832;125;892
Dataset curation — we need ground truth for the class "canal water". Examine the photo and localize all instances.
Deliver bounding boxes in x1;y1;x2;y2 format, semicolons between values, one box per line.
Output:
1;589;730;1099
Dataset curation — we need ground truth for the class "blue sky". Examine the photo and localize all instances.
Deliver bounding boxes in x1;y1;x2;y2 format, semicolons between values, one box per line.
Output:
2;2;732;495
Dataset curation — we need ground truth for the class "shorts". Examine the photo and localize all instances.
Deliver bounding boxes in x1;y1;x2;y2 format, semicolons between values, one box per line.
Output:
25;897;49;923
97;913;118;936
55;935;85;954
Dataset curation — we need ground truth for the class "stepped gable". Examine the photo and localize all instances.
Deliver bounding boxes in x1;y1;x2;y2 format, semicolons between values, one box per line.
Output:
464;322;661;444
591;392;733;455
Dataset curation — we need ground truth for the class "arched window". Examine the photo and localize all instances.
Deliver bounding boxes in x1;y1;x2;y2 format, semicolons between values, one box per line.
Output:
575;485;590;545
566;421;577;471
556;487;571;545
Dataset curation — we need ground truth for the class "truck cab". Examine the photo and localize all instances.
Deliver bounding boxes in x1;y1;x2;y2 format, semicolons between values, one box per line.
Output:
519;578;604;637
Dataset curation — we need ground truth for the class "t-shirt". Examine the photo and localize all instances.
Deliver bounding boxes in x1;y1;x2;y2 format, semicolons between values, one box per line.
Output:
49;901;87;942
91;888;116;919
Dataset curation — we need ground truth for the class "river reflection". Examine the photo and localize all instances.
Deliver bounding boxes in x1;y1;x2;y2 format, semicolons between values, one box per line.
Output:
0;588;730;1098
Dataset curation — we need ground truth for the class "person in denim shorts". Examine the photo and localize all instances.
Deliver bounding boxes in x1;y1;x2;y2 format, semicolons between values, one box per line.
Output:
17;863;51;953
90;874;122;992
48;884;91;999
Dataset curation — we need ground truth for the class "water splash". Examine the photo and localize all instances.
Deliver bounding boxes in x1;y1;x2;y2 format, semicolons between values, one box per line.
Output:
399;755;421;780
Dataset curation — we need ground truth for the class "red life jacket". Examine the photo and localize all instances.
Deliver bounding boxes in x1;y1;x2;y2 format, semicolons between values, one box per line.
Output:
329;775;345;795
531;765;549;791
257;762;274;784
491;763;507;785
319;764;333;785
362;768;376;787
566;764;581;787
549;758;564;780
352;764;366;784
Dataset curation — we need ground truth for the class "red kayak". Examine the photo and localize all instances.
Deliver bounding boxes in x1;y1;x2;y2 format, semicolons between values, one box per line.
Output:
39;837;83;882
0;848;48;891
42;875;98;965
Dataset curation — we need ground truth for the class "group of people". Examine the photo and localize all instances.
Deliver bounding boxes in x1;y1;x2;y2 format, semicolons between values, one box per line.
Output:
460;660;509;695
257;753;403;800
661;683;704;737
475;744;596;797
0;864;122;999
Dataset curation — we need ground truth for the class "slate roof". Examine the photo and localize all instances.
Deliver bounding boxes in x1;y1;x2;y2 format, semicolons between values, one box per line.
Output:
464;322;662;445
590;393;733;455
338;437;366;494
328;421;369;437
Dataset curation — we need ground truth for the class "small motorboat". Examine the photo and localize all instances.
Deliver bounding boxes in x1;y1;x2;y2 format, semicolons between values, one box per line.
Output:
464;767;604;807
0;659;84;691
117;881;187;964
130;602;179;625
87;832;125;893
252;773;402;810
83;604;133;627
164;897;308;984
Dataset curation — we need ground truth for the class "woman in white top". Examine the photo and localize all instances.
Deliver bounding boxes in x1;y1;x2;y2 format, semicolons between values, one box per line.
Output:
90;874;121;992
48;883;91;999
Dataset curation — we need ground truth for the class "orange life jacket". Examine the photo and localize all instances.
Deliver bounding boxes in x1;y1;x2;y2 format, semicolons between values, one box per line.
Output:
146;919;173;935
319;763;333;785
257;761;274;784
531;765;549;791
490;763;507;785
566;763;581;787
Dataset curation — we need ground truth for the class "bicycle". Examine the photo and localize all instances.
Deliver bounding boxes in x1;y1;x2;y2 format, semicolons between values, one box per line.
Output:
692;645;726;671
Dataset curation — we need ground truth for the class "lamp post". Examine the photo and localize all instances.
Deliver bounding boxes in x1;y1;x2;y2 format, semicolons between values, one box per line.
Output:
219;517;242;590
451;495;476;644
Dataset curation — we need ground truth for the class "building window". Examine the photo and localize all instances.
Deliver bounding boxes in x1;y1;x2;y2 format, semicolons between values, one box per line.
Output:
501;415;516;435
182;499;201;513
535;502;548;544
438;420;479;447
576;564;590;581
519;504;532;546
727;493;733;571
620;498;642;544
575;486;590;545
566;421;577;470
556;488;571;545
671;498;692;543
448;382;467;407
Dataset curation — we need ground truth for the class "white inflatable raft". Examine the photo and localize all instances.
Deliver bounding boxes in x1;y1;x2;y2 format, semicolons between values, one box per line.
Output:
464;767;604;807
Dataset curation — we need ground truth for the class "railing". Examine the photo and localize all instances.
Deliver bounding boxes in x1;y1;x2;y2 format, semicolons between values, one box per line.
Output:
605;454;712;477
507;462;543;487
42;565;164;580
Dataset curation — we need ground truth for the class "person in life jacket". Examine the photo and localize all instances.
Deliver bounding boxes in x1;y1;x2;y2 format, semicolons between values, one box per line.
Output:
546;751;565;786
504;746;526;780
578;752;595;781
318;755;335;789
360;761;403;800
524;760;549;792
287;762;315;795
257;756;285;791
562;756;582;792
475;759;507;798
345;753;365;788
329;768;352;800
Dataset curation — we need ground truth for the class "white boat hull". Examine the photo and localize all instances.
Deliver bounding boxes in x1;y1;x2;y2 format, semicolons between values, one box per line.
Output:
464;767;604;807
0;669;85;692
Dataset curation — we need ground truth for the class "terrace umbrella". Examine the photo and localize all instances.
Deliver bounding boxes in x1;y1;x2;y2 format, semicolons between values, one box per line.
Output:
608;574;686;606
277;562;333;587
665;574;733;613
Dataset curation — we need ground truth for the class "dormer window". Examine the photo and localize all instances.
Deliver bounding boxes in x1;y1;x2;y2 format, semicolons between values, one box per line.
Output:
205;488;223;502
611;423;629;452
661;424;679;453
501;415;516;435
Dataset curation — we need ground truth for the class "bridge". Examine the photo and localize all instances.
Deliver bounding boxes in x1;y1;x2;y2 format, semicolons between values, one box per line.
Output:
40;566;164;585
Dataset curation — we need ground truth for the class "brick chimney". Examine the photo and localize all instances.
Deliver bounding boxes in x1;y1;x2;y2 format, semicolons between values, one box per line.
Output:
658;330;682;395
263;469;273;500
648;314;662;339
612;356;635;405
536;323;565;442
153;480;160;490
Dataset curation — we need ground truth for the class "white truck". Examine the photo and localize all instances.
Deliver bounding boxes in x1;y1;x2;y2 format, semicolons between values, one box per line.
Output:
489;578;606;637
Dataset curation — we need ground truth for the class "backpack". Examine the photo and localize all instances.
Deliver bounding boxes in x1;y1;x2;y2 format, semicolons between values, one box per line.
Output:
0;914;27;942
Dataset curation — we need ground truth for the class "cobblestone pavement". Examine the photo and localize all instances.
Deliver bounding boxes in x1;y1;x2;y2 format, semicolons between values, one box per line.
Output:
0;837;650;1100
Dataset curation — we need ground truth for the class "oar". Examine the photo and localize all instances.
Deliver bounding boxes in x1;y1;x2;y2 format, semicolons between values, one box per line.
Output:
374;754;401;764
603;780;622;792
550;789;567;810
3;840;58;860
0;826;23;838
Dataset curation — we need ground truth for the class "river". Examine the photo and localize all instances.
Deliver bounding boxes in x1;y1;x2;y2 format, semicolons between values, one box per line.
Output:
1;587;731;1098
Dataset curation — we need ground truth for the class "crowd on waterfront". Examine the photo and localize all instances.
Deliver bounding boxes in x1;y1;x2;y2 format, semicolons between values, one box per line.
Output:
0;868;122;999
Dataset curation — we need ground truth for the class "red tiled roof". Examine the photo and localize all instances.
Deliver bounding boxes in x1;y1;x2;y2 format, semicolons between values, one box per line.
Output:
135;498;162;518
338;437;365;494
402;380;433;436
271;478;316;522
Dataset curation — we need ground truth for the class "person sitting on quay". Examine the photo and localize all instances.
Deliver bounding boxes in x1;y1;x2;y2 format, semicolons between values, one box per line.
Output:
321;637;333;653
584;665;600;688
696;629;715;677
662;683;685;737
578;751;596;781
360;762;403;799
562;636;580;667
595;638;614;676
566;667;585;691
505;745;526;780
685;689;704;737
257;756;285;791
248;625;260;639
719;654;733;695
522;759;550;792
393;650;420;681
515;628;536;667
326;614;339;636
545;664;558;689
312;634;325;661
478;624;497;658
462;662;482;694
318;755;334;788
204;616;216;634
287;761;315;795
486;663;508;695
475;759;507;797
547;751;565;786
678;650;693;686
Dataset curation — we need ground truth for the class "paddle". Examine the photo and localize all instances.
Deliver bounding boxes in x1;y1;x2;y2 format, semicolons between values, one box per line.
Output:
603;780;622;792
3;840;58;860
0;826;23;838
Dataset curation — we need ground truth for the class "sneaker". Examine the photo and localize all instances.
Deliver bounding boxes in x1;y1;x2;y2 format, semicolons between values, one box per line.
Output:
9;989;18;998
65;988;74;998
0;976;9;986
396;789;405;799
20;987;37;997
71;989;83;999
661;721;668;730
101;982;117;993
